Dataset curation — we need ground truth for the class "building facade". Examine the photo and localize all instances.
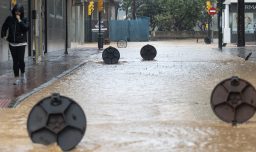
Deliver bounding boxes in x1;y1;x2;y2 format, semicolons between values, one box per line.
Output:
223;0;256;43
84;0;121;42
0;0;70;63
0;0;121;62
0;0;120;63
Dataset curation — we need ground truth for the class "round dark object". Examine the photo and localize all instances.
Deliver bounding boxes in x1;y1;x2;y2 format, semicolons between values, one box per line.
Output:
140;45;157;60
211;76;256;124
204;37;211;44
102;46;120;64
117;40;127;48
27;93;87;151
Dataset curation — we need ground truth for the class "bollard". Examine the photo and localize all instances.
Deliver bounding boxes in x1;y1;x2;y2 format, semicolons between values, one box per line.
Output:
102;46;120;64
204;37;211;44
27;93;87;151
140;44;157;61
211;76;256;125
98;33;104;49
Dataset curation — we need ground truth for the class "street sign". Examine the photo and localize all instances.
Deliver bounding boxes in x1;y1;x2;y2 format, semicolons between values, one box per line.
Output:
88;1;94;16
206;1;212;11
98;0;104;12
208;7;217;16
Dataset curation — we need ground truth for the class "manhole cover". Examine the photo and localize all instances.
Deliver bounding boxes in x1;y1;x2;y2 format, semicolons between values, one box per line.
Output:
211;76;256;124
102;46;120;64
140;45;157;60
27;93;87;151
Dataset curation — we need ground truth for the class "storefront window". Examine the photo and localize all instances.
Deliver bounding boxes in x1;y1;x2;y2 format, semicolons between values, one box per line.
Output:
49;0;55;17
245;13;255;33
56;0;63;19
231;13;256;34
230;3;256;42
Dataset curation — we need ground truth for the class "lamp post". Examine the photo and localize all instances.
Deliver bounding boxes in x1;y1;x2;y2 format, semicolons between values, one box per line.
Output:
98;0;104;49
217;0;223;50
237;0;245;47
206;0;213;44
65;0;68;54
88;0;94;42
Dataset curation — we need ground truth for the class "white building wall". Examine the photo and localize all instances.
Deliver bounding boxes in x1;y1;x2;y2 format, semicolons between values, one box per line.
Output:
223;3;231;43
226;0;256;4
223;0;256;43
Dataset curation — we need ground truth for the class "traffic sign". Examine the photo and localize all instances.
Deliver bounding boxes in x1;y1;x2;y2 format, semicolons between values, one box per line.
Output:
98;0;104;12
208;7;217;16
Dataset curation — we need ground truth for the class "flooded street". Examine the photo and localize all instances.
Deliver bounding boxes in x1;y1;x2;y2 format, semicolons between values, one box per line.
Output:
1;41;256;152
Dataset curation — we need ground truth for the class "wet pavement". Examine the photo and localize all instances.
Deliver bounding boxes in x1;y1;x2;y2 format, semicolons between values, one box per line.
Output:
0;46;98;107
221;46;256;61
1;40;256;151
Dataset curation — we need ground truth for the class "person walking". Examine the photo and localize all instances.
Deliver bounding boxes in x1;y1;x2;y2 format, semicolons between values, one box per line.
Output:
1;3;29;85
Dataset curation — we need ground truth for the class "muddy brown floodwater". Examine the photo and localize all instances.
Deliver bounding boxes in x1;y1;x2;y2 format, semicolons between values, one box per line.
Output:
1;41;256;152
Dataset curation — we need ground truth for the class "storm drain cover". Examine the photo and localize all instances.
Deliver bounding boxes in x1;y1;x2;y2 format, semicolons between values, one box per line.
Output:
27;93;87;151
211;76;256;124
140;44;157;60
102;46;120;64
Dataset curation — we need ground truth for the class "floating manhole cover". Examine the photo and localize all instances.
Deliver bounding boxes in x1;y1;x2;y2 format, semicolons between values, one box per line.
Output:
102;46;120;64
211;76;256;124
140;45;157;60
27;93;87;151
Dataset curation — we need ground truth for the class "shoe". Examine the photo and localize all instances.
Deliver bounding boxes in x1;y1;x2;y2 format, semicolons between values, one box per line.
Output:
20;73;27;84
13;78;21;85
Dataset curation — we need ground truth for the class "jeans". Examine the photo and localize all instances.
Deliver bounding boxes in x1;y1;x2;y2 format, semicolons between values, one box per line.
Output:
9;45;26;77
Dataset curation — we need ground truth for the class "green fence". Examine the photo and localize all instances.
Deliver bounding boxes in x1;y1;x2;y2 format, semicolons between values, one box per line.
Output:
109;17;150;42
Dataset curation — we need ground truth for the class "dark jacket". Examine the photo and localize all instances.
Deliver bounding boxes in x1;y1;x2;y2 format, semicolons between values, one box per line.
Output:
1;4;29;43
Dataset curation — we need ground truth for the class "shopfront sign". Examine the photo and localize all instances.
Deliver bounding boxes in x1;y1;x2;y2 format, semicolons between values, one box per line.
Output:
230;3;256;12
245;4;256;10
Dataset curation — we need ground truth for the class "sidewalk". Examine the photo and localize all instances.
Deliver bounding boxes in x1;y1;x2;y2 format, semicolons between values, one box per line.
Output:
202;39;256;61
221;45;256;61
0;46;99;108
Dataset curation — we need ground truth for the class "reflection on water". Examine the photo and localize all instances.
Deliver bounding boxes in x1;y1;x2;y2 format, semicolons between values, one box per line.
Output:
1;41;256;151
